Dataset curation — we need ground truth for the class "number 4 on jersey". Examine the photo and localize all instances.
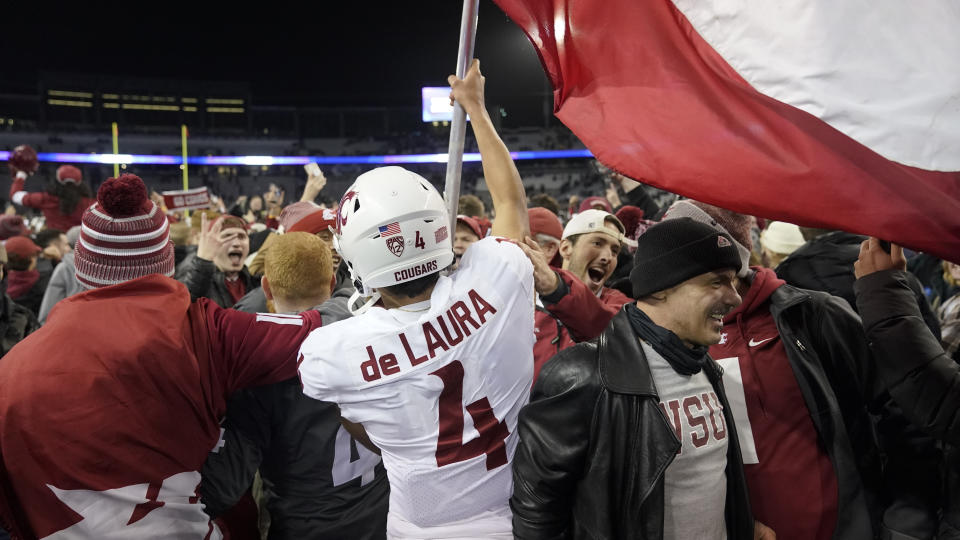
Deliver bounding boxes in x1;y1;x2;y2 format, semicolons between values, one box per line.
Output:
431;360;510;470
331;424;381;487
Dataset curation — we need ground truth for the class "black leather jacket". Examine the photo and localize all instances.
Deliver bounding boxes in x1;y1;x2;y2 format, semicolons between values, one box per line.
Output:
510;309;754;540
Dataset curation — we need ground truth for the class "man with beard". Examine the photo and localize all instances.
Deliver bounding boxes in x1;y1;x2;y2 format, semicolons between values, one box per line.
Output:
663;200;941;540
512;217;773;540
177;214;259;307
529;209;633;378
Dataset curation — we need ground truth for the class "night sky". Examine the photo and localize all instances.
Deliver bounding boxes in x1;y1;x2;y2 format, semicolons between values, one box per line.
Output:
2;1;550;113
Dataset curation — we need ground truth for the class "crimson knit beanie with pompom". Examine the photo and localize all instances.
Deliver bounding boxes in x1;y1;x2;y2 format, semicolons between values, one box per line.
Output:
74;174;175;288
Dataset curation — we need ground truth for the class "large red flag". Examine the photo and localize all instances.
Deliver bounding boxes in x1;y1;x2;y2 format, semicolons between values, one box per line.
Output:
494;0;960;262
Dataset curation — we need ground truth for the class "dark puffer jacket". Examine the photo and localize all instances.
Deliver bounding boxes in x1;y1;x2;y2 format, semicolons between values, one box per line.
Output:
776;231;941;337
0;294;39;357
175;253;259;308
856;269;960;537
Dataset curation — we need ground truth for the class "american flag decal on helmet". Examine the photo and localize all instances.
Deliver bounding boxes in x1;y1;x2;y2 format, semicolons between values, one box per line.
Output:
435;226;448;243
379;222;402;237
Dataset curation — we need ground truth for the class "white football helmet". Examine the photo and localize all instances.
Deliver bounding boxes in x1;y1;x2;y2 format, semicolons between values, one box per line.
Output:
333;167;454;308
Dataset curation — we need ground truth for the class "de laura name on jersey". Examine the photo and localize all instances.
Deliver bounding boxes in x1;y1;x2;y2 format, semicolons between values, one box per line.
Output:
361;288;497;382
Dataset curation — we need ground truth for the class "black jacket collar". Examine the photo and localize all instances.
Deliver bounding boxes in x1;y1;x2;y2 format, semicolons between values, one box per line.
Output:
598;308;658;396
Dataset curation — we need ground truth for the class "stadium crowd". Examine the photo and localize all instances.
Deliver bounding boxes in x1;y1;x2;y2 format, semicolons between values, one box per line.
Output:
0;61;958;540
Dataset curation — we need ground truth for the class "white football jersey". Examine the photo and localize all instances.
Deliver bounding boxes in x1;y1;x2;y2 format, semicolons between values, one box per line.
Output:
298;236;535;536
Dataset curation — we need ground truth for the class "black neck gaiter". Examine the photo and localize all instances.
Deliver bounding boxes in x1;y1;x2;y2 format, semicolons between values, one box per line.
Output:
625;303;710;376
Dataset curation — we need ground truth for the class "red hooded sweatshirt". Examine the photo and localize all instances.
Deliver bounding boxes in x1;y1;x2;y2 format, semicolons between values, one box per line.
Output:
710;267;838;540
533;268;631;381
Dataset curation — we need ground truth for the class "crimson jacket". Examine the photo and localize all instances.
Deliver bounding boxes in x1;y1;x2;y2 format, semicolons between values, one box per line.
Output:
717;267;939;540
533;268;631;380
0;275;323;539
9;176;93;231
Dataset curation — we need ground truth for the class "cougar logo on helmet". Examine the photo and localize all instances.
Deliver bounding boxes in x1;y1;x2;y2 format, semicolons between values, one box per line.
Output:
336;191;357;235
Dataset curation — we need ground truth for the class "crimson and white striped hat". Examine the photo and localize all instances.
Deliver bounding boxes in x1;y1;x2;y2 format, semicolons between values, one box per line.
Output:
74;174;175;289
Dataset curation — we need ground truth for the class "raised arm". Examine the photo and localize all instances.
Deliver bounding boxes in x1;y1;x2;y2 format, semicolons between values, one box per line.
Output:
300;163;327;202
448;59;528;241
854;238;960;445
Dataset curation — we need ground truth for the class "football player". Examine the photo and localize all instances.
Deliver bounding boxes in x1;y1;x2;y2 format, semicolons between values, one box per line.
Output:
298;59;533;539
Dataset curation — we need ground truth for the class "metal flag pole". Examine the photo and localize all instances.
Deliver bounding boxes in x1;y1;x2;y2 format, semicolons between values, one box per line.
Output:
443;0;480;233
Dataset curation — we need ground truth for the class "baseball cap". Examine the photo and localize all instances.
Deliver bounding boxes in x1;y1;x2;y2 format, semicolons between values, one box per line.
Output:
456;215;483;239
562;209;635;247
288;207;339;235
528;207;563;241
56;165;82;185
760;221;805;255
5;236;42;259
278;201;320;231
578;196;612;213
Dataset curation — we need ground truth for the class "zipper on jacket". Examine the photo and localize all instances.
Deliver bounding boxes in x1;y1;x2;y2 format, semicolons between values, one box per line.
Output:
737;313;767;416
795;339;806;352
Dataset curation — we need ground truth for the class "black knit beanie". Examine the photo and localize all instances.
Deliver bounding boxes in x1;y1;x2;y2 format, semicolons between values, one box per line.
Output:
630;217;743;298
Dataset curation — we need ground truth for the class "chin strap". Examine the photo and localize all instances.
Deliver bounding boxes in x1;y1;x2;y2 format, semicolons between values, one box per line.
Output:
348;289;381;315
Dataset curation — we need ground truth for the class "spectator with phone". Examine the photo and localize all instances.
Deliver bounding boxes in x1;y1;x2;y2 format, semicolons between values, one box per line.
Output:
855;238;960;538
854;238;960;446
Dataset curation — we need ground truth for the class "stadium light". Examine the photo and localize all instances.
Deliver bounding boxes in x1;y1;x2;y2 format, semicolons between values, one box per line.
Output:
0;149;592;166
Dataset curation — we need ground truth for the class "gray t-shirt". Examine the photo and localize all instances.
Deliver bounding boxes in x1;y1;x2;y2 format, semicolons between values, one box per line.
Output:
642;340;729;540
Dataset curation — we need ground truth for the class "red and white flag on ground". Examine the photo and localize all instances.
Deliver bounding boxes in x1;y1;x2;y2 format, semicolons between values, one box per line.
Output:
494;0;960;262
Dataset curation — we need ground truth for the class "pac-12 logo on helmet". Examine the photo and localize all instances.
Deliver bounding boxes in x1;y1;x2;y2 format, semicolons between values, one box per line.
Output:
387;236;405;257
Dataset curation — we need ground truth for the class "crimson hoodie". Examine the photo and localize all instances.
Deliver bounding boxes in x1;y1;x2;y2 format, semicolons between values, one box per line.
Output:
9;175;94;232
710;267;838;540
533;268;631;381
